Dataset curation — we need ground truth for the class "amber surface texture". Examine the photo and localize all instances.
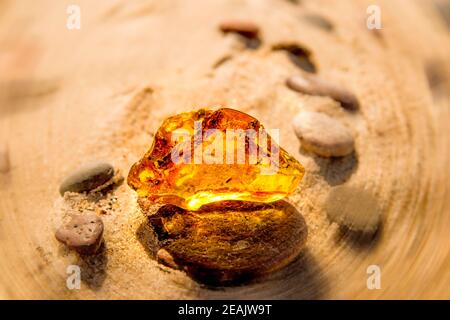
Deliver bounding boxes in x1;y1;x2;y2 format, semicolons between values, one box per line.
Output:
128;108;304;210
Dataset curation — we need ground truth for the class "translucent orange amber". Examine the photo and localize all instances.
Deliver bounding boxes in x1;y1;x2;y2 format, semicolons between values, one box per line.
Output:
127;108;304;210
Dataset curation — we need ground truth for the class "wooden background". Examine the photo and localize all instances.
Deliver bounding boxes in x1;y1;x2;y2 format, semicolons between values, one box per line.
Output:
0;0;449;299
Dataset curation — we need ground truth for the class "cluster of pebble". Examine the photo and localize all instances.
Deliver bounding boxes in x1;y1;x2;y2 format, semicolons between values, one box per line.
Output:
56;162;121;255
217;19;357;159
217;19;379;233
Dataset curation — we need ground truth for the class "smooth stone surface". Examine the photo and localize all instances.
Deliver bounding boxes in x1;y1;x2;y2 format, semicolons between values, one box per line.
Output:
144;201;308;285
219;19;260;38
286;75;359;111
325;185;381;233
272;43;316;73
55;212;104;255
59;162;114;195
302;13;334;32
293;111;355;157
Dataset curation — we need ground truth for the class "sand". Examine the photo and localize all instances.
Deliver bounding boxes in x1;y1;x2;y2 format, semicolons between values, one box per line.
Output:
0;0;449;299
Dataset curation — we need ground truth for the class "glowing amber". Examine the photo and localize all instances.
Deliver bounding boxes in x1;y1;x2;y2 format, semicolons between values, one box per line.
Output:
127;108;304;210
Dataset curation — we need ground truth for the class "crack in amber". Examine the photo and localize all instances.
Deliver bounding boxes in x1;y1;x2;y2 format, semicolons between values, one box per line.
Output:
127;108;304;210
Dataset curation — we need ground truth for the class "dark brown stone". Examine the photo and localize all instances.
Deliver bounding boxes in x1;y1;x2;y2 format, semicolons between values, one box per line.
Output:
141;200;308;285
59;162;114;195
287;74;359;111
219;19;260;38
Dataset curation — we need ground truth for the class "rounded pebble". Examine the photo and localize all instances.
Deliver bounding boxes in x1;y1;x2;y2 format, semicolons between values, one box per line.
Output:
326;185;381;233
59;161;114;195
219;19;259;38
293;111;354;157
286;75;359;111
287;75;317;94
302;13;334;32
55;212;104;255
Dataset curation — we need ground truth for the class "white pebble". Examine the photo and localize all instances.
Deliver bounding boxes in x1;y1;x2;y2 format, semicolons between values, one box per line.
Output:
293;111;354;157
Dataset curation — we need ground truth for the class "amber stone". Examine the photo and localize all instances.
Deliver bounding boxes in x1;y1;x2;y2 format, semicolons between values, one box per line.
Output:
127;108;304;210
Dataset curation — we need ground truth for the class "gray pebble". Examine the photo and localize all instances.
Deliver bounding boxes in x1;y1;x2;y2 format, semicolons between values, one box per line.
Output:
326;185;381;233
59;162;114;195
302;14;334;32
55;212;104;255
286;75;359;111
293;111;354;157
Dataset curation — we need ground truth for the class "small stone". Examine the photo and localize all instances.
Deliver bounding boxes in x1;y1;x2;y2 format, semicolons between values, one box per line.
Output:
293;111;354;157
272;43;316;73
302;14;334;32
156;248;179;269
286;75;359;111
0;147;10;173
219;19;260;38
55;212;104;255
59;162;114;195
326;185;381;233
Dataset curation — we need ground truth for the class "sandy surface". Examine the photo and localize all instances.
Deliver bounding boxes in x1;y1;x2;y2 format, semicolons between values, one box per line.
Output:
0;0;449;299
